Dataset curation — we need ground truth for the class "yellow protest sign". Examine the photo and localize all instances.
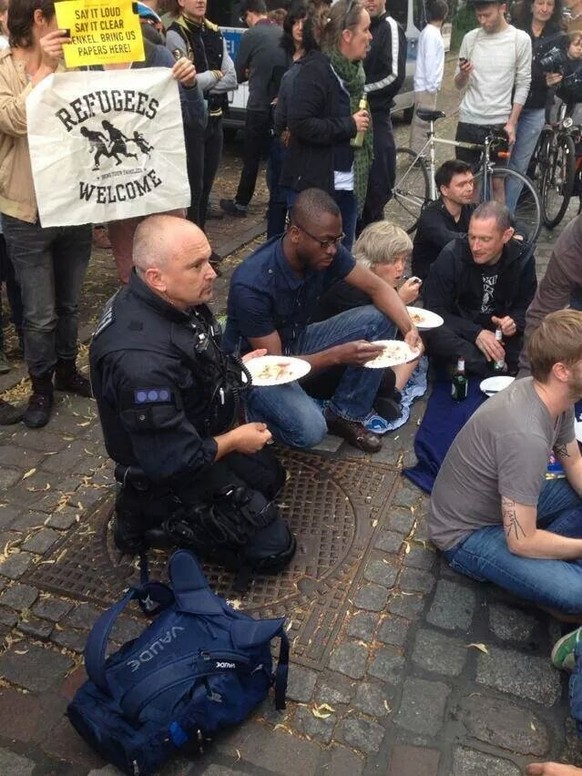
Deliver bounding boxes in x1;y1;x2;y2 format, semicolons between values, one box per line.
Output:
56;0;145;68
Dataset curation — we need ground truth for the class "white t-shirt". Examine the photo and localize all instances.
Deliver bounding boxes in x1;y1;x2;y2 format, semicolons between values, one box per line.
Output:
457;24;532;125
414;24;445;93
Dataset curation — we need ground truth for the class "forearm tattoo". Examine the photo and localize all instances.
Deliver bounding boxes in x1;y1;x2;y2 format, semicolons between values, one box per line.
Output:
554;444;570;458
502;496;526;540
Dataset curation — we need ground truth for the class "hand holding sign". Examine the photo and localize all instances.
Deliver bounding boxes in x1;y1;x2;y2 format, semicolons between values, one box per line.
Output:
39;29;72;73
171;57;197;89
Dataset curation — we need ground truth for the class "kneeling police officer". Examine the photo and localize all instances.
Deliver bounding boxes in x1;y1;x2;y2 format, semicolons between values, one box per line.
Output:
90;214;295;585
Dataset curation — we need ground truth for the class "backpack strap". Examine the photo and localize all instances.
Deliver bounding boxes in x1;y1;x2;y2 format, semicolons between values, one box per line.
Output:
170;549;225;614
84;579;174;695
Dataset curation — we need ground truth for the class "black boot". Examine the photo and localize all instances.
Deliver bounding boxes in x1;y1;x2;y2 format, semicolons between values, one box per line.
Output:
54;359;91;398
24;372;54;429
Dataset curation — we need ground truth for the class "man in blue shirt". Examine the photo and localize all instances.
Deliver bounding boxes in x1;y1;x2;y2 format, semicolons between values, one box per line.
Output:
224;188;421;453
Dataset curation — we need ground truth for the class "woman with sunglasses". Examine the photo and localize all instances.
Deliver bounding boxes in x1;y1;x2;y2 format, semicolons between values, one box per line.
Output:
280;0;373;250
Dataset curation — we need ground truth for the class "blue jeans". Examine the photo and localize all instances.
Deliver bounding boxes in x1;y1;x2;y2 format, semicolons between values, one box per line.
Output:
245;305;396;448
283;188;358;252
2;215;92;377
443;478;582;613
506;107;546;212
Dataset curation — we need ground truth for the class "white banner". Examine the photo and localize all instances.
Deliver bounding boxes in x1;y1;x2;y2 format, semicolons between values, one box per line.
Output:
27;68;190;228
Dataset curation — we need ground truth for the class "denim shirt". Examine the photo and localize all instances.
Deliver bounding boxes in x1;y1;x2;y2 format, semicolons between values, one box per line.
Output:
223;236;355;355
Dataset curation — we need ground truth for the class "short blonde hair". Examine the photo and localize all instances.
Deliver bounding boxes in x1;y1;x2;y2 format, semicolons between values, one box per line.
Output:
528;309;582;382
353;222;413;269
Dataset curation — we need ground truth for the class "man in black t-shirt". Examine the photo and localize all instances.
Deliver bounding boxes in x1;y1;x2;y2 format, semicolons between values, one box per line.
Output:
412;160;476;281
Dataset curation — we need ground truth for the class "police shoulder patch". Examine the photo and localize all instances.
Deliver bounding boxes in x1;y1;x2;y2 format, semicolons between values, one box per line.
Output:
93;293;118;339
133;387;174;405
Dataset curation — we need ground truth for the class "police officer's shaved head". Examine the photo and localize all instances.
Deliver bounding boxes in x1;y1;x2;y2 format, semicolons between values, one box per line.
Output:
289;188;341;231
133;214;206;273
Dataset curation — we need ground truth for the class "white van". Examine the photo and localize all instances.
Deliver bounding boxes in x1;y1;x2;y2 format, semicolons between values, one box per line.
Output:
214;0;451;128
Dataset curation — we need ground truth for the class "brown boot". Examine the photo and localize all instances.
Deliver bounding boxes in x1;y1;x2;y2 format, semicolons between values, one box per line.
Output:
54;359;91;398
24;372;54;429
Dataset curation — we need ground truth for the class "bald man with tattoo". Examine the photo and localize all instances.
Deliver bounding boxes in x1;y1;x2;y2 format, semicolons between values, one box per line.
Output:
429;309;582;616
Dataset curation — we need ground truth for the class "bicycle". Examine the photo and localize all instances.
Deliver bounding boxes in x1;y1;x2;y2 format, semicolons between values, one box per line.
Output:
532;102;578;228
384;108;542;242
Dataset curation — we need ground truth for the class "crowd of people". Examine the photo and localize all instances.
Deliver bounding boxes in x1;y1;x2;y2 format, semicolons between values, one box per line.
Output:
3;0;582;770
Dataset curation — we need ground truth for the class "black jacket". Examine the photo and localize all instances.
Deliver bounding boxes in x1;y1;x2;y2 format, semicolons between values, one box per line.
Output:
90;273;247;484
523;24;563;110
364;13;407;113
412;200;476;281
422;236;538;342
280;50;356;193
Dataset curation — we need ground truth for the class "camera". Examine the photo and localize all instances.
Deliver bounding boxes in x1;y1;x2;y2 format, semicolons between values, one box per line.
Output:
538;45;568;73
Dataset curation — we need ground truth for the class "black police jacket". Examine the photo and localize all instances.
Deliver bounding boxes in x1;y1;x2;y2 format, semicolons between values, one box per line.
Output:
89;272;249;484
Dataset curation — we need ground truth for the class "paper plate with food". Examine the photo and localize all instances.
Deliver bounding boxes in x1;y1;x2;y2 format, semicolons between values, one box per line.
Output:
479;375;515;397
406;306;444;330
363;340;421;369
246;355;311;386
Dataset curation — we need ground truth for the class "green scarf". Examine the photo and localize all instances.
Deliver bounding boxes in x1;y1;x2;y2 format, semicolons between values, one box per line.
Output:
326;49;373;216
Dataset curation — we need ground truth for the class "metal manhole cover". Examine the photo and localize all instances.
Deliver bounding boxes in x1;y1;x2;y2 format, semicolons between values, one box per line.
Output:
28;451;398;668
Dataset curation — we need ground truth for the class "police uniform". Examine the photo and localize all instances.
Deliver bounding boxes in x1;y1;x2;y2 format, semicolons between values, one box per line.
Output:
90;271;295;579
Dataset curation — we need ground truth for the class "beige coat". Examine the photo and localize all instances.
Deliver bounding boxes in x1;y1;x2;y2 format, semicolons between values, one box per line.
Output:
0;48;37;223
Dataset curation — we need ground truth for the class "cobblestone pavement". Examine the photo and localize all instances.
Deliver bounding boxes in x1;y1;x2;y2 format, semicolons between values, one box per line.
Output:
0;57;579;776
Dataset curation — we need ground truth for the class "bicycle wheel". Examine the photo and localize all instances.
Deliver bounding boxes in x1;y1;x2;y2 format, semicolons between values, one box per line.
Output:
473;166;542;243
528;127;552;190
540;133;576;229
384;147;430;234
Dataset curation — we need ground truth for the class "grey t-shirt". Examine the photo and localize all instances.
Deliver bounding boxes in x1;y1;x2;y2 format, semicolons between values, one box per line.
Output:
429;377;575;551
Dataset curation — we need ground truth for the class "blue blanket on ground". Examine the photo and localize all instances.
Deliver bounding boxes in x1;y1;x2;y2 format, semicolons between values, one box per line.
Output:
402;379;487;494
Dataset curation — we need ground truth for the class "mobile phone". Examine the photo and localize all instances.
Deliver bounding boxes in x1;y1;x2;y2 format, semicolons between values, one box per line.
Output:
459;57;468;65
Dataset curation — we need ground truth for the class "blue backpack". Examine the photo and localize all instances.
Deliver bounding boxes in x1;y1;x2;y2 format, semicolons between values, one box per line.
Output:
67;550;289;775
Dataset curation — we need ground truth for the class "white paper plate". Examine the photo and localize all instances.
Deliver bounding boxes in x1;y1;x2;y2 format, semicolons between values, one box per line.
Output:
480;375;515;397
246;355;311;387
363;340;421;369
576;420;582;443
406;306;444;330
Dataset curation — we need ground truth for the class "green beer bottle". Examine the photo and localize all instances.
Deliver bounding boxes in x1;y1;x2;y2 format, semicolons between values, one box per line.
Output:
451;357;468;401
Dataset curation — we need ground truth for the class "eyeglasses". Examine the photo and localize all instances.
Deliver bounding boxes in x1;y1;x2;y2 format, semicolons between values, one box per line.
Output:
293;222;345;249
239;12;248;23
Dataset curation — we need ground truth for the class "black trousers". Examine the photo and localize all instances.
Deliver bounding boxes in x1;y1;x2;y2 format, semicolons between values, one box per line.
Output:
360;109;396;228
235;109;272;207
424;324;523;376
184;116;224;229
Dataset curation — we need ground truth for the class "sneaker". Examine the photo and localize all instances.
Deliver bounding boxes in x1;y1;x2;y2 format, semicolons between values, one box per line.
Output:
0;351;10;374
551;626;582;671
220;198;247;218
325;409;382;453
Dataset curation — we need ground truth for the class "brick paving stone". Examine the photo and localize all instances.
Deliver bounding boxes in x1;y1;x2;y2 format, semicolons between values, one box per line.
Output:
392;486;420;508
411;628;467;676
458;694;550;756
198;767;248;776
33;596;74;622
354;681;393;716
17;430;69;453
475;645;561;706
294;704;336;744
402;545;436;571
65;602;103;630
18;615;53;640
314;677;355;706
395;678;451;736
0;551;34;579
46;509;80;530
10;510;50;531
399;567;435;594
386;744;441;776
386;591;425;619
347;611;377;641
218;723;321;775
452;746;521;776
21;527;61;554
0;445;45;469
110;615;145;645
0;583;38;611
339;716;386;754
488;603;536;642
0;642;73;692
368;646;406;684
323;745;364;776
52;627;90;654
0;605;18;627
0;466;25;489
386;507;416;534
377;615;410;647
426;579;476;631
0;687;44;744
363;558;399;588
353;583;389;612
374;530;404;554
0;504;22;529
328;641;368;679
286;664;318;703
0;749;35;776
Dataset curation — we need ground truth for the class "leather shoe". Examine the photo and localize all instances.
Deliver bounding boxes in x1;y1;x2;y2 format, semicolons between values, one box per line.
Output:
0;399;24;425
325;409;382;453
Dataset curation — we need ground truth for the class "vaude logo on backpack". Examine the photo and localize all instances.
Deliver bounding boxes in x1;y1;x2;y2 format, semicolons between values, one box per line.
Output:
67;550;289;775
